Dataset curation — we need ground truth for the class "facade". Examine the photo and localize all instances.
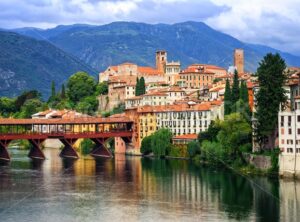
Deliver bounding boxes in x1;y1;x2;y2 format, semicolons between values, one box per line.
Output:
165;61;181;85
278;97;300;177
179;65;215;89
234;49;244;74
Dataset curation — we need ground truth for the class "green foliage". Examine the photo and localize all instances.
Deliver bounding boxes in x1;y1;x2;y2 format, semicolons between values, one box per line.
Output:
187;141;201;158
96;81;108;95
169;145;188;158
61;84;66;99
51;81;56;98
102;103;125;117
224;79;232;116
75;96;98;115
151;128;173;157
80;139;95;156
270;148;280;173
201;141;228;166
17;99;45;118
198;120;221;144
217;113;252;159
135;77;140;96
140;77;146;95
0;97;16;117
15;90;41;111
141;135;154;155
67;71;97;104
231;69;240;104
255;53;287;148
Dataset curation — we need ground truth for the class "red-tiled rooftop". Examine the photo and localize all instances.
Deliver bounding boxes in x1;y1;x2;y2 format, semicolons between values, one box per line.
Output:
173;134;198;140
0;117;133;125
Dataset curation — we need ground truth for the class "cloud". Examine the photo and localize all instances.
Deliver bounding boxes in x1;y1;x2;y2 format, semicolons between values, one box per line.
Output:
0;0;299;55
206;0;300;55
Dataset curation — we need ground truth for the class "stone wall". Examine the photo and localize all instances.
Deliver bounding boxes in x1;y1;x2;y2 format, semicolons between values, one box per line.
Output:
244;153;272;170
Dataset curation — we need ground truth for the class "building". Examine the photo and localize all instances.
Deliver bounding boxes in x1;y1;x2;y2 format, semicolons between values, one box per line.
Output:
278;72;300;177
172;134;198;145
234;49;244;74
165;61;181;85
179;65;215;88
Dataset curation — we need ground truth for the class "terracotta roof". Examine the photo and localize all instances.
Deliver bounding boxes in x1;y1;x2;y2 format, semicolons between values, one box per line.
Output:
180;67;215;75
138;66;163;75
173;134;198;140
209;85;225;92
0;117;133;125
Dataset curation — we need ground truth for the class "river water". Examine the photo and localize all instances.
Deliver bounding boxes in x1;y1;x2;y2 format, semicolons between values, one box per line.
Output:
0;148;299;222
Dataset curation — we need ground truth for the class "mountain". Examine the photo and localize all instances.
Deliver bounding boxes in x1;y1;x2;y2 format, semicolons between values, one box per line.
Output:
11;21;300;72
0;31;96;98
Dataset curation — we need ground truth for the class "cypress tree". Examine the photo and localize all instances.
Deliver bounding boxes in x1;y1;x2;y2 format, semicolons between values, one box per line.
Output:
231;69;240;104
255;53;287;149
140;77;146;95
135;77;140;96
51;81;56;98
61;84;66;99
224;79;232;116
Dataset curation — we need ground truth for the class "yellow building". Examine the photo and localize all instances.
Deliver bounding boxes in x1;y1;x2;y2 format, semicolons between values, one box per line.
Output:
138;108;157;146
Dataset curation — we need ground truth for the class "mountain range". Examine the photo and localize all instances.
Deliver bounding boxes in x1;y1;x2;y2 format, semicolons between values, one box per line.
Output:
1;21;300;97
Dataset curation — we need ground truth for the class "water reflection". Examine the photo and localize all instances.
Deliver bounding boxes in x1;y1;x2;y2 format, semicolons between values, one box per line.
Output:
0;148;299;221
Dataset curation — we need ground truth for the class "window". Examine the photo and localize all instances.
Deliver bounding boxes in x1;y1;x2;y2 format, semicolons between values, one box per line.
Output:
281;116;284;127
297;148;300;153
289;128;292;135
287;148;293;153
298;129;300;135
288;116;292;126
281;139;284;144
298;116;300;122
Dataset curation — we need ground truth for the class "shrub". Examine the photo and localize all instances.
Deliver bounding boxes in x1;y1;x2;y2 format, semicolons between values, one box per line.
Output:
187;141;201;158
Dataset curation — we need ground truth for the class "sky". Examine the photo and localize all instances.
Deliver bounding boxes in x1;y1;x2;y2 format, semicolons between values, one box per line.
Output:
0;0;299;55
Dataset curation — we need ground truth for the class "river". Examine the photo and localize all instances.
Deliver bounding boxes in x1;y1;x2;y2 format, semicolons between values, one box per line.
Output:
0;148;299;222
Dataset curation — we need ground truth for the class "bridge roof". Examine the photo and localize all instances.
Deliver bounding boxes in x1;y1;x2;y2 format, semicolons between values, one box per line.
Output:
0;117;133;125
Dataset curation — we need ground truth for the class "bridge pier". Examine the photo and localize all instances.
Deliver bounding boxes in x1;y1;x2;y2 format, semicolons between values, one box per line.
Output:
90;138;112;158
28;139;46;160
0;140;11;161
59;138;79;159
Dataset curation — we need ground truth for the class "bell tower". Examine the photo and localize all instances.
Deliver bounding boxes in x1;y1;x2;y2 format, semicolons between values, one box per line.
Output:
156;50;167;74
234;49;244;74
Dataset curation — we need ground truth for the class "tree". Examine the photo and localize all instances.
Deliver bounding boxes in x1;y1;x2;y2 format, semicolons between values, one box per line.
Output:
151;128;173;157
187;140;201;158
67;72;97;104
141;135;153;155
231;69;240;104
238;81;251;120
0;97;16;117
18;99;44;118
140;77;146;95
198;120;221;144
15;90;41;111
51;81;56;98
224;79;232;115
135;77;140;96
61;84;66;99
217;113;252;162
96;81;108;95
75;96;98;115
255;53;287;150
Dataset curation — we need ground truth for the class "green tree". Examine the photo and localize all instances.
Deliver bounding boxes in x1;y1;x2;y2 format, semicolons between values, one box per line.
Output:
231;69;240;104
187;140;201;158
15;90;41;111
135;77;140;96
18;99;44;118
96;81;108;95
224;79;232;115
67;72;97;104
61;84;66;99
140;77;146;95
141;135;153;155
75;96;98;115
217;113;252;162
198;120;221;144
51;81;56;98
0;97;16;117
151;128;173;157
255;53;287;149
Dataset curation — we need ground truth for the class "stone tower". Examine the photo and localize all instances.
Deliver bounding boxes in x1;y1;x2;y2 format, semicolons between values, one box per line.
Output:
156;50;167;73
234;49;244;74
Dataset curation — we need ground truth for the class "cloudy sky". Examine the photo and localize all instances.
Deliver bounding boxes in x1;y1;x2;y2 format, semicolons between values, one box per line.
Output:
1;0;299;55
